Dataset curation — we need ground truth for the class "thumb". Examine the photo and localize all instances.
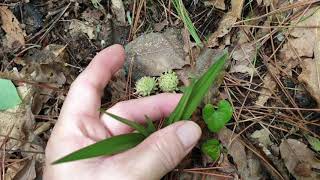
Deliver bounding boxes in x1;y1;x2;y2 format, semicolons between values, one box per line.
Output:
120;121;202;180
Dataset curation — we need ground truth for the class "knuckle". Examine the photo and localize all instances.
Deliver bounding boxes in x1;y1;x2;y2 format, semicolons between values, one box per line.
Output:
149;132;183;171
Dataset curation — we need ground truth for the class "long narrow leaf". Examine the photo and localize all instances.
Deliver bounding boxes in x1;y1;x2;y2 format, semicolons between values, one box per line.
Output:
181;51;228;119
172;0;202;47
53;133;145;164
166;51;228;125
145;115;157;134
104;112;150;137
165;82;194;125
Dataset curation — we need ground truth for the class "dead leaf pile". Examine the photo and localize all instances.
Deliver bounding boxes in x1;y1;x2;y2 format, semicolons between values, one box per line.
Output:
218;127;263;179
230;43;257;75
14;44;71;86
204;0;226;10
279;7;320;70
0;84;35;150
298;58;320;106
256;0;279;6
207;0;245;47
0;44;66;178
12;158;37;180
254;62;282;106
69;20;97;40
70;8;112;46
278;7;320;106
0;6;26;49
251;128;272;147
111;0;126;25
280;139;320;179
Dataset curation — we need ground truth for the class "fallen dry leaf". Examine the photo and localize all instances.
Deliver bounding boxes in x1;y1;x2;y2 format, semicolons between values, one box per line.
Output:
230;43;256;75
207;0;244;47
13;158;36;180
298;58;320;107
111;0;126;25
34;122;52;136
251;128;272;147
207;13;237;47
205;0;226;10
218;127;262;179
0;85;35;150
231;0;245;19
125;28;186;80
4;161;23;180
256;73;277;106
257;0;279;6
280;8;320;70
69;19;96;40
81;8;104;24
256;62;280;106
280;139;320;180
154;20;168;32
218;128;248;176
18;44;70;86
0;6;26;49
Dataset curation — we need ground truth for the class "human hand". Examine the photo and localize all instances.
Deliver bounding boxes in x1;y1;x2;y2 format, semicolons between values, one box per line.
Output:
44;44;202;180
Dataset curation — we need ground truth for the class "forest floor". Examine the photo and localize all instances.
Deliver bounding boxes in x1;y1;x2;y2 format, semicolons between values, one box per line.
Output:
0;0;320;179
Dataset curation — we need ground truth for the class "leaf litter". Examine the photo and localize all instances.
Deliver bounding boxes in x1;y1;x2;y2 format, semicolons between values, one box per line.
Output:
280;139;320;179
1;0;320;179
0;6;25;49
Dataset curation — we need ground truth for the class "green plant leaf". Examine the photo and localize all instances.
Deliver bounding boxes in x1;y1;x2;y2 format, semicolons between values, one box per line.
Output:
145;115;156;134
172;0;202;47
166;51;228;125
202;104;215;124
202;100;233;133
53;133;145;164
305;135;320;152
182;52;227;119
165;82;195;125
0;79;22;110
201;139;221;161
104;112;150;137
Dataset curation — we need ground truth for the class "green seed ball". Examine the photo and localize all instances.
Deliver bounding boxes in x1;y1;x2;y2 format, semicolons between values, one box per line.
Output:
135;76;157;96
158;71;179;92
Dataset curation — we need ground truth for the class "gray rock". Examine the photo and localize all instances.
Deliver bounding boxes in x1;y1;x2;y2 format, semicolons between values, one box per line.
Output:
124;29;186;80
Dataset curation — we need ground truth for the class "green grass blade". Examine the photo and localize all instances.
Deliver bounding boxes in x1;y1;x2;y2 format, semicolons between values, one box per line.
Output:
104;112;150;137
165;82;194;125
181;51;228;119
166;51;228;125
52;133;145;164
145;115;156;134
172;0;202;47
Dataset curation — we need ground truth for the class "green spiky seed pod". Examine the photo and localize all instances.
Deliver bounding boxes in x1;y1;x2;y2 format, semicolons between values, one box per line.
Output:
135;76;157;96
158;70;179;92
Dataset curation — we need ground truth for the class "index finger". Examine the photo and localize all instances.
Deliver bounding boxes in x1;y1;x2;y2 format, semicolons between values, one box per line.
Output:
62;44;125;117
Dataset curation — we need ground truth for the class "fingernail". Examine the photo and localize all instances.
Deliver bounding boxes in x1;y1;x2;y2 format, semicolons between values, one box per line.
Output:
176;121;201;149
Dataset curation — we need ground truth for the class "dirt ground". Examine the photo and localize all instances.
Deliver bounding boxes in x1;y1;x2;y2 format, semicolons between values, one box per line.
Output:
0;0;320;179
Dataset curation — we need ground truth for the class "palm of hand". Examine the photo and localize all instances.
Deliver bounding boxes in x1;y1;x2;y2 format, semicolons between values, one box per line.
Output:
44;45;201;180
